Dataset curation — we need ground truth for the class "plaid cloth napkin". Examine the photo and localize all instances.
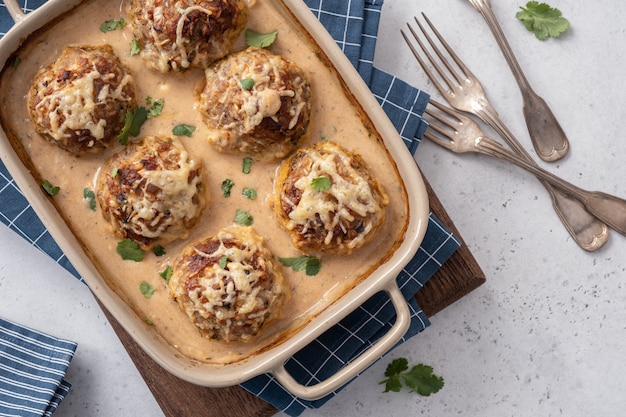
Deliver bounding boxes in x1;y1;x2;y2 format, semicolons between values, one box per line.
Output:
0;1;461;416
0;317;76;417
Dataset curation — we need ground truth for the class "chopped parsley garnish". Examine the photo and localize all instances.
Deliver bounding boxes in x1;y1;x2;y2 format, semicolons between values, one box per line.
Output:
221;179;235;197
242;188;257;200
242;157;253;174
147;98;164;118
111;167;119;178
159;265;173;283
130;38;141;56
516;1;570;40
100;18;126;33
11;56;21;70
245;29;278;48
172;124;196;137
234;209;254;226
42;180;59;196
116;238;144;262
311;176;331;192
152;245;166;256
117;106;148;145
379;358;444;396
279;256;321;276
83;187;96;211
176;7;186;14
218;255;228;269
140;281;156;298
240;78;255;90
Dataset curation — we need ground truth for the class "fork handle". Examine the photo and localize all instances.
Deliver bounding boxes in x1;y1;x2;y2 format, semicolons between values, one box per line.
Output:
469;0;570;162
476;138;626;236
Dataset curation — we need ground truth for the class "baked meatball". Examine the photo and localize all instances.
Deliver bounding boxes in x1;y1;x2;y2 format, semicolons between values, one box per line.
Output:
126;0;249;72
96;135;206;250
168;225;288;342
27;45;136;155
274;142;389;255
197;47;311;160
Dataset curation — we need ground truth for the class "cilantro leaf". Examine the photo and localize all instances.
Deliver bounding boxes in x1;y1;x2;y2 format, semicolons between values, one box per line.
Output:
222;178;235;197
116;238;144;262
279;256;322;276
242;188;257;200
234;209;254;226
245;29;278;48
140;281;155;298
159;265;173;283
83;187;96;210
152;245;166;256
42;180;60;196
172;124;196;137
240;78;254;90
218;255;228;269
147;98;164;118
130;38;141;55
311;176;331;192
100;18;126;33
242;157;253;174
117;106;148;145
516;1;570;40
380;358;444;396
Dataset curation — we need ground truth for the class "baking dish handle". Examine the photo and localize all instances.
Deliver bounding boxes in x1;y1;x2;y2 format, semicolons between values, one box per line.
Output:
272;281;411;400
4;0;27;23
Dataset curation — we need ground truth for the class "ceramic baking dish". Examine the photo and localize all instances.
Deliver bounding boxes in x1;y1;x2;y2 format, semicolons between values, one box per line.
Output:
0;0;429;400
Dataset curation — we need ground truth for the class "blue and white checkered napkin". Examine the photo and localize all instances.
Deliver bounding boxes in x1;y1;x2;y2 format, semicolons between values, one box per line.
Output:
0;318;76;417
0;1;460;416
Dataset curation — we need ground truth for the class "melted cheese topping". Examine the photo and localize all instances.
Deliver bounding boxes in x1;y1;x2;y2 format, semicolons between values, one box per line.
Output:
285;144;387;249
34;66;133;143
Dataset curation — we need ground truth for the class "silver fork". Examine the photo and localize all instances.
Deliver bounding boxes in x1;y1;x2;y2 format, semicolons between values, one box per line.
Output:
467;0;569;163
402;14;609;252
424;99;626;238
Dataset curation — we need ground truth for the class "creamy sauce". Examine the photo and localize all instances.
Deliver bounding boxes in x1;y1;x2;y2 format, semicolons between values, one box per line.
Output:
0;0;409;364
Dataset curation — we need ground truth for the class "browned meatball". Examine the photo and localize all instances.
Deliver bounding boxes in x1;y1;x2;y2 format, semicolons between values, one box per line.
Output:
27;45;136;155
168;225;288;342
127;0;249;72
274;142;389;255
96;136;207;250
197;47;311;160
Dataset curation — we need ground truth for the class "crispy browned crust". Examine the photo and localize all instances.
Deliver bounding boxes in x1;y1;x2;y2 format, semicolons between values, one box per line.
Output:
198;47;311;160
168;226;288;342
27;45;136;155
96;135;206;250
127;0;248;72
274;142;388;254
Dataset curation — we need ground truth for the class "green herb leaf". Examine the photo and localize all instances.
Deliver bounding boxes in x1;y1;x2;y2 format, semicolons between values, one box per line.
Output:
42;180;60;196
218;255;228;269
83;187;96;210
245;29;278;48
143;317;154;325
159;265;173;283
240;78;255;90
176;7;186;14
152;245;166;256
116;238;144;262
117;106;148;144
242;188;257;200
111;167;119;178
130;38;141;55
279;256;322;276
234;209;254;226
242;157;253;174
100;18;126;33
147;98;164;118
12;56;21;70
379;358;444;396
140;280;156;298
311;176;331;192
221;178;235;197
172;124;196;137
516;1;570;40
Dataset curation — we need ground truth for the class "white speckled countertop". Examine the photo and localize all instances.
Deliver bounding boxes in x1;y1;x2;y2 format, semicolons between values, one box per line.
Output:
2;0;626;416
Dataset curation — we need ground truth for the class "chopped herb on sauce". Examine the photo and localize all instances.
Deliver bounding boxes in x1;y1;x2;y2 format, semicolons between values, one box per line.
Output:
245;29;278;48
130;38;141;56
117;238;144;262
159;265;173;283
279;256;321;276
100;18;126;33
172;124;196;137
42;180;59;196
83;187;96;210
234;209;254;226
140;281;156;298
117;106;148;145
147;98;164;118
242;188;257;200
221;179;235;197
242;157;253;174
152;245;166;256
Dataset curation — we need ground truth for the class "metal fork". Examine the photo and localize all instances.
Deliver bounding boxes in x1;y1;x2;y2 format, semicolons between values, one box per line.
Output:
467;0;569;163
402;14;609;252
424;99;626;238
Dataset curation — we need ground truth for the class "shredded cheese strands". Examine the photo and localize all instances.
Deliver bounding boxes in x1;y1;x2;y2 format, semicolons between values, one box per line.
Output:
175;6;213;69
285;143;388;249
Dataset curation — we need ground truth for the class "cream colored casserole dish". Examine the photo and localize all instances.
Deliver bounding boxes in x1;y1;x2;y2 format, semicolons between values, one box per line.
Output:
0;0;429;400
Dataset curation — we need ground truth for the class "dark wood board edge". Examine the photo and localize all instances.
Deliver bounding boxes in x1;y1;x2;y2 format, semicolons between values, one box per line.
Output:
100;176;486;417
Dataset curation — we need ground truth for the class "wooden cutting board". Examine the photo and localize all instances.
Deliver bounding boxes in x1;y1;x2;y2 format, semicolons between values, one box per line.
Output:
102;176;485;417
